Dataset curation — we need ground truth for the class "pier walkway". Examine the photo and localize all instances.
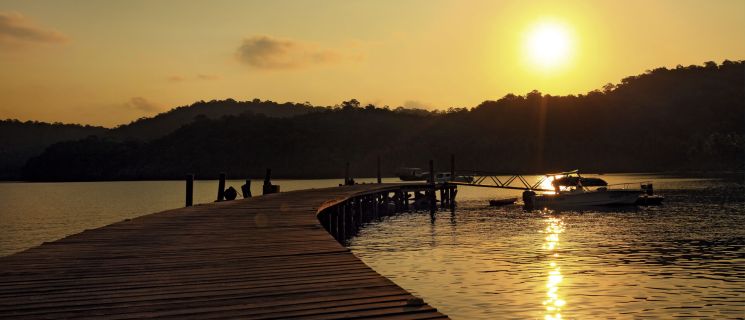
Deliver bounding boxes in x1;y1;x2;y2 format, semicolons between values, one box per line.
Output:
0;184;450;319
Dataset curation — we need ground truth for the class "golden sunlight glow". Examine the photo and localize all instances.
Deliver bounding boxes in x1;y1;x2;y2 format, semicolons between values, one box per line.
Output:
540;176;557;194
525;21;574;71
542;216;566;320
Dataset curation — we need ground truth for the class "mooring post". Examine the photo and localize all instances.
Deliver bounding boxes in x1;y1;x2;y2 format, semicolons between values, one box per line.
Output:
263;168;271;192
341;202;347;242
185;174;194;207
373;194;379;219
428;160;435;184
377;155;382;184
344;162;350;185
348;200;354;237
241;179;252;198
262;168;280;195
450;154;455;181
404;191;410;211
429;160;436;215
336;206;342;241
357;196;367;231
327;210;334;238
217;172;226;202
440;185;446;208
451;187;458;211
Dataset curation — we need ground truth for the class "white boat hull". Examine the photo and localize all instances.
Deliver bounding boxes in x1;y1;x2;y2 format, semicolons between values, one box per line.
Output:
530;190;642;207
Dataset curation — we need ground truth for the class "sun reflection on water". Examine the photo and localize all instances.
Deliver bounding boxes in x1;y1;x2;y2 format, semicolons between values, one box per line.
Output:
542;216;566;320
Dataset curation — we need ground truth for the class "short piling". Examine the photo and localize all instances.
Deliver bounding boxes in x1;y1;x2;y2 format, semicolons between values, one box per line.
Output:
217;172;226;202
263;168;279;195
428;160;436;216
241;179;252;198
450;154;455;180
377;156;382;184
185;174;194;207
344;162;351;185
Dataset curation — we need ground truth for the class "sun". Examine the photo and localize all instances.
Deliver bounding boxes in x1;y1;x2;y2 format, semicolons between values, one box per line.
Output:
524;21;574;71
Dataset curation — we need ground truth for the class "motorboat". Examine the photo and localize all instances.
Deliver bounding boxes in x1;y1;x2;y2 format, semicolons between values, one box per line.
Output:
434;172;474;183
523;171;643;208
396;167;427;181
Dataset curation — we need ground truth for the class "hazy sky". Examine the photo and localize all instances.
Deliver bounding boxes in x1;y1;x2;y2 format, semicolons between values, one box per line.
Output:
1;0;744;127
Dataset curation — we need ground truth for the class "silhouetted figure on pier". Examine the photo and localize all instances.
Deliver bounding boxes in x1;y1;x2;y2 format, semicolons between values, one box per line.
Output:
224;187;238;201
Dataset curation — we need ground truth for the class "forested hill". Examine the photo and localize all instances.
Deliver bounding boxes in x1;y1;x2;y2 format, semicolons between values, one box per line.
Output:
107;99;322;141
19;60;745;181
0;99;320;179
0;120;107;179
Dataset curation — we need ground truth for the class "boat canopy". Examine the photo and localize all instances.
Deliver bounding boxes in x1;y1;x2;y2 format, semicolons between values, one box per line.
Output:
552;176;608;187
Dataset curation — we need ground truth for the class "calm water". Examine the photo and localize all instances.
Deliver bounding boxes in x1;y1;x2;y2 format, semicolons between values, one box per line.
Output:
1;175;743;319
0;177;386;256
349;175;745;319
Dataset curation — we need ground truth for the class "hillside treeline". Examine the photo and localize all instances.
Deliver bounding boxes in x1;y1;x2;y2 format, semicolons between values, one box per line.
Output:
19;60;745;181
0;120;106;179
0;99;321;179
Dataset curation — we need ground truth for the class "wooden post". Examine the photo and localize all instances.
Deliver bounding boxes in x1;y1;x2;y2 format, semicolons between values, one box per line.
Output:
341;202;347;241
357;197;363;230
429;160;436;215
450;186;456;211
262;168;280;195
377;156;382;184
327;210;334;238
336;206;342;241
450;154;455;181
216;172;226;202
404;191;410;211
440;186;446;208
373;194;379;219
345;162;350;185
185;174;194;207
428;160;435;184
241;179;252;198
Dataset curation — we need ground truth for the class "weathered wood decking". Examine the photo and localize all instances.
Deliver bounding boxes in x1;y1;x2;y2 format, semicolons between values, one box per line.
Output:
0;184;449;319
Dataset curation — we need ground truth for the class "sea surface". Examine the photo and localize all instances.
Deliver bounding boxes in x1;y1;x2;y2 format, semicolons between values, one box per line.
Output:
1;174;743;319
350;175;745;319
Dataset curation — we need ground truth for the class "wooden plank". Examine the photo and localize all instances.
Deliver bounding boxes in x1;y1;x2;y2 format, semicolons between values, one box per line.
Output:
0;183;449;319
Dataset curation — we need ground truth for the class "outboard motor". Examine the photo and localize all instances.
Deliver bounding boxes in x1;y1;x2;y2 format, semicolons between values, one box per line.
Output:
642;183;654;196
522;190;536;209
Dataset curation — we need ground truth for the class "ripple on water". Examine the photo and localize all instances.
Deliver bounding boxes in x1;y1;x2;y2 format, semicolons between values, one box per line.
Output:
348;187;745;319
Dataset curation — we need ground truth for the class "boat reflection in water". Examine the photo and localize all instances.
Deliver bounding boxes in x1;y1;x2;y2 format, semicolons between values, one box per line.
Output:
542;216;566;320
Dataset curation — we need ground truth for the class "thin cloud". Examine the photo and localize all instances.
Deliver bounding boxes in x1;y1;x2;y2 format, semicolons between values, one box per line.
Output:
0;11;68;47
196;74;220;80
167;75;186;82
168;74;220;82
125;97;160;113
236;35;343;70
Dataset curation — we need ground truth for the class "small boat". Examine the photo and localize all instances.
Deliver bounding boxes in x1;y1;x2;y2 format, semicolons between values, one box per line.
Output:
523;171;643;208
489;197;518;206
636;184;664;205
396;167;427;181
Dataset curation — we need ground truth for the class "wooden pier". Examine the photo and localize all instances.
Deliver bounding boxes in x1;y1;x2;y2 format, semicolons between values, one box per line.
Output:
0;183;455;319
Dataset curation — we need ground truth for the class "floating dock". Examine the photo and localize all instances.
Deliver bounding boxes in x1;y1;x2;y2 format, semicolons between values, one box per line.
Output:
0;183;453;319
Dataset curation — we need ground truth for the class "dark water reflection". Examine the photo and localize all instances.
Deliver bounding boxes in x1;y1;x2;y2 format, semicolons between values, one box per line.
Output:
349;184;745;319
